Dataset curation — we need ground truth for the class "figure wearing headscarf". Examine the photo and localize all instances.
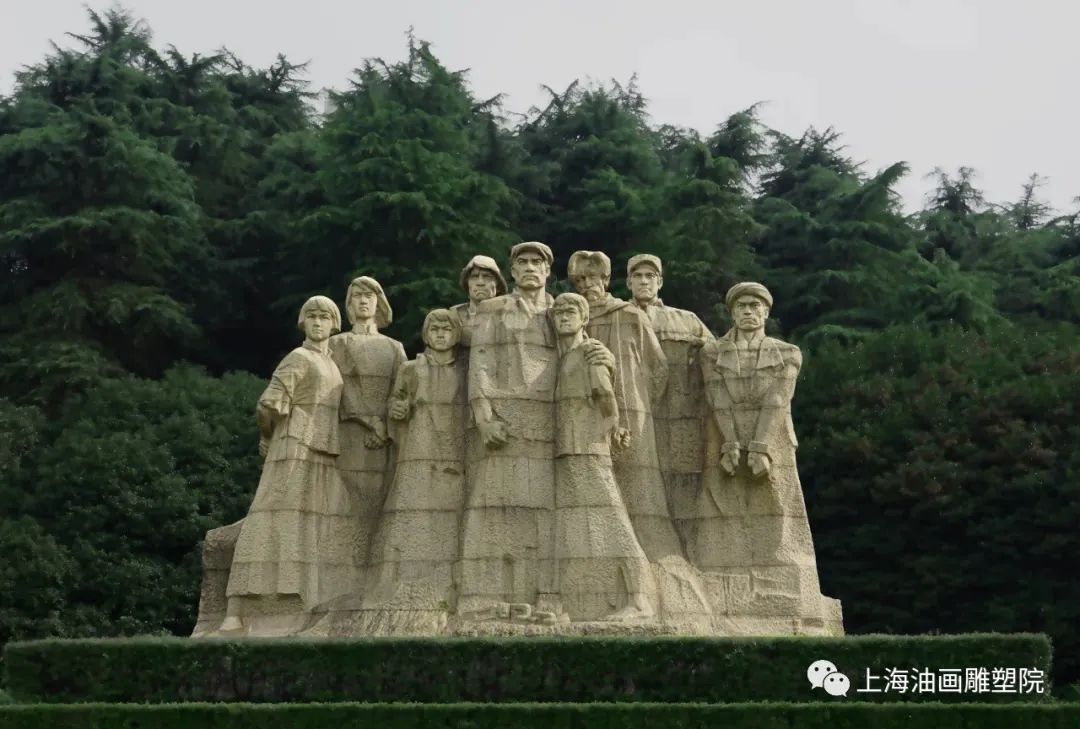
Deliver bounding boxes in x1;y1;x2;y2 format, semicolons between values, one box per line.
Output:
627;254;714;551
695;282;831;625
451;255;507;348
221;296;354;634
364;309;468;612
330;277;407;572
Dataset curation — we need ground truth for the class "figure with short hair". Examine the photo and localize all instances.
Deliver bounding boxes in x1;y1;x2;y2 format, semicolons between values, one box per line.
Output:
459;242;614;621
451;255;507;347
695;282;829;623
330;277;407;571
626;254;714;551
551;293;657;621
364;309;468;612
567;250;684;562
221;295;354;635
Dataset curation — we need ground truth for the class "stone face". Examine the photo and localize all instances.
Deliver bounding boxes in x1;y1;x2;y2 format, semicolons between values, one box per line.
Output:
193;264;842;638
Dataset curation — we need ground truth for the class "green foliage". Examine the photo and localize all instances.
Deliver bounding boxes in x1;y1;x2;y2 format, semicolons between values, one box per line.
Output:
2;635;1051;704
288;37;516;351
2;2;1079;695
798;323;1080;680
11;365;263;640
1;703;1078;729
514;79;668;274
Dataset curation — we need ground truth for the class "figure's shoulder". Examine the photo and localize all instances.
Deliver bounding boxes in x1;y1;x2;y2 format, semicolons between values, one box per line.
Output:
702;334;732;357
475;294;512;315
765;336;802;363
276;346;316;371
378;333;407;356
616;301;650;324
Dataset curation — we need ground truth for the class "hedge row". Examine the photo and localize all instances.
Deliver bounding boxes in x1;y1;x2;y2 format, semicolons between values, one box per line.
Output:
0;702;1077;728
3;634;1052;704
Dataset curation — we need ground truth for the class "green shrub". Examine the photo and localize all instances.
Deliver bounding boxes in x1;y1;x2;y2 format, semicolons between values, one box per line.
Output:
0;702;1076;729
3;634;1052;705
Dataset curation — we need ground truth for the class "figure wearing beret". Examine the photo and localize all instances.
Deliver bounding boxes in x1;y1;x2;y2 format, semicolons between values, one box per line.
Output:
694;282;829;621
627;254;715;551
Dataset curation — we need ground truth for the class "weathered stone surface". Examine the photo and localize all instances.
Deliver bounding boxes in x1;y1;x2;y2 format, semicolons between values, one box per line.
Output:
330;277;407;571
365;310;468;614
628;254;715;554
192;260;843;638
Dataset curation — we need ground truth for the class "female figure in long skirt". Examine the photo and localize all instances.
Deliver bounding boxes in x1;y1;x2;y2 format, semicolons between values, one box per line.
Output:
330;277;407;573
221;296;354;634
365;309;468;613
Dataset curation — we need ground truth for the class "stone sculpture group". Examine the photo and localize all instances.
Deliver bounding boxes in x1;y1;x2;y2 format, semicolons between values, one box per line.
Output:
192;243;843;637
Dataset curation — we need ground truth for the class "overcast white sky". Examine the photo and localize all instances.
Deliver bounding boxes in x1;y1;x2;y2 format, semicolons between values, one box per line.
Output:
2;0;1077;213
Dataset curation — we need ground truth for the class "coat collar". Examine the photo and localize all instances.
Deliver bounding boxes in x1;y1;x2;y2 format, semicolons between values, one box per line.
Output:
713;328;784;374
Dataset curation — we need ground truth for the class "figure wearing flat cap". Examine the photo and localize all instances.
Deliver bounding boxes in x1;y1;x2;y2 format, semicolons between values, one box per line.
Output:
460;242;614;620
694;282;828;619
568;250;686;563
627;254;714;551
451;255;507;347
330;277;407;572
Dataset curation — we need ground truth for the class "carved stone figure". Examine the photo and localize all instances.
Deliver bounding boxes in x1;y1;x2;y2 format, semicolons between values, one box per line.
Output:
567;251;683;562
459;242;612;621
364;309;468;614
450;255;507;347
191;260;844;638
551;293;657;622
330;277;407;572
694;282;840;633
218;296;354;635
627;254;714;552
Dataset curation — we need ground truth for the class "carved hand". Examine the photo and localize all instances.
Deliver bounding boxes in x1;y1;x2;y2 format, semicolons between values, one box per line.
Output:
583;340;615;370
612;427;632;453
364;418;389;449
389;400;410;421
748;452;771;478
258;437;269;459
720;451;739;476
479;419;508;449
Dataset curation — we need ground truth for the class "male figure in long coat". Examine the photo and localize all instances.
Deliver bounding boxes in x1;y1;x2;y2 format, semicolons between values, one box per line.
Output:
627;254;714;551
459;242;612;620
695;282;834;626
567;250;683;563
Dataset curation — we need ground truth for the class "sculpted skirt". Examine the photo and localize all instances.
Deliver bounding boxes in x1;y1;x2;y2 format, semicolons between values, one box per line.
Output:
226;434;354;610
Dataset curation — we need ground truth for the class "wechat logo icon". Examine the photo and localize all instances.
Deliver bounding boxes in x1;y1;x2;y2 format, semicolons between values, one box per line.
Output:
807;659;850;697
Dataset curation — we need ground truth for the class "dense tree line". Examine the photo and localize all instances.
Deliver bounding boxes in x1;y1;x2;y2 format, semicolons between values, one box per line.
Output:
2;8;1078;683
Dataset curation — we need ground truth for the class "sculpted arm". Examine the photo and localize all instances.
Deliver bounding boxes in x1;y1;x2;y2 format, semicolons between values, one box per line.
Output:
468;310;508;448
750;345;802;458
256;350;306;456
700;344;740;475
388;360;416;423
643;318;669;406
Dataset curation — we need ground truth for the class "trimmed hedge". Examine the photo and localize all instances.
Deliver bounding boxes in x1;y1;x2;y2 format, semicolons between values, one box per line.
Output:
3;634;1052;704
0;702;1077;729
